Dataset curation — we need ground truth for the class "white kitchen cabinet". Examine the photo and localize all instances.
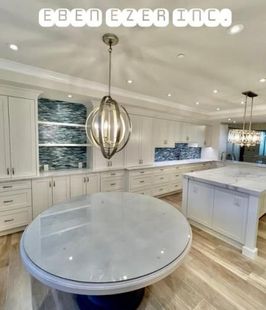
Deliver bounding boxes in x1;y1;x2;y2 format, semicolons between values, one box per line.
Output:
187;180;214;227
125;115;153;167
153;119;182;147
32;176;70;217
52;176;70;204
213;188;248;243
32;178;53;218
70;173;99;198
0;96;37;179
93;147;125;170
0;96;10;179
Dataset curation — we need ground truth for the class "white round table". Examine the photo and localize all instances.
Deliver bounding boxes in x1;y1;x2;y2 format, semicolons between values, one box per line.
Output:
20;192;192;310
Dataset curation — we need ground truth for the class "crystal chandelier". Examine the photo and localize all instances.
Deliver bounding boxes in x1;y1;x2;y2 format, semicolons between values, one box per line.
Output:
228;91;261;147
85;34;132;159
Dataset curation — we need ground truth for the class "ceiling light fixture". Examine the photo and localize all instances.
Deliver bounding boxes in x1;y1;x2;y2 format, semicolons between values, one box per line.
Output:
216;107;220;111
228;24;244;35
85;33;132;159
167;93;172;97
9;44;18;51
67;94;72;98
127;80;133;84
195;101;200;105
177;53;185;59
241;101;244;104
228;91;261;147
228;118;231;121
213;89;218;94
259;78;266;83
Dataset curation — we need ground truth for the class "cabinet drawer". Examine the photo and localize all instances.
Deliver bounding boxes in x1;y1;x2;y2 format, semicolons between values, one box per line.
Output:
168;183;182;192
154;167;173;176
0;207;32;232
101;178;125;191
131;189;152;196
129;169;154;177
101;170;125;179
169;173;182;182
0;189;31;211
0;181;31;192
130;176;151;189
152;185;169;196
153;174;169;184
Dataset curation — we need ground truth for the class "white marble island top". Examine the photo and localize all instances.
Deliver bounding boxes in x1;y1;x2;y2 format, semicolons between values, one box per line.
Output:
184;165;266;196
20;192;191;295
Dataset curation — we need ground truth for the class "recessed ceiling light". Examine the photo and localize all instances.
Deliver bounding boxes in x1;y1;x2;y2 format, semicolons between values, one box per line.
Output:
67;94;72;98
216;107;220;111
228;118;232;121
233;121;236;123
167;93;172;97
9;44;18;51
213;89;218;94
195;101;200;105
241;101;244;104
177;53;185;59
259;78;266;83
228;24;244;35
127;80;133;84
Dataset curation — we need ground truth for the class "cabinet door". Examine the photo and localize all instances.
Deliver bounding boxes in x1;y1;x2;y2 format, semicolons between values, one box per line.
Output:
0;96;11;179
93;147;125;169
153;118;168;147
32;178;53;218
194;125;206;146
52;176;70;204
140;116;154;165
8;97;37;178
213;188;248;243
70;175;86;198
170;121;182;144
125;115;141;166
86;174;99;194
187;181;213;227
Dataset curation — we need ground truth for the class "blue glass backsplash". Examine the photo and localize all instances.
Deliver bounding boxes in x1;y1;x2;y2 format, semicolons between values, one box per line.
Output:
38;98;87;124
39;147;87;170
155;143;201;162
38;98;88;170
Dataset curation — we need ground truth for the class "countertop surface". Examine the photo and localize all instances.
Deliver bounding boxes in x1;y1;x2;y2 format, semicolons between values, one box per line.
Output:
0;159;217;182
184;165;266;196
21;192;191;293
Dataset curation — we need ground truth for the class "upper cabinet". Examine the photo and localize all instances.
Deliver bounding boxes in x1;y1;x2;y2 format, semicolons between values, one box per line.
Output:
153;119;182;147
125;115;153;167
0;95;37;179
93;147;125;170
181;123;206;146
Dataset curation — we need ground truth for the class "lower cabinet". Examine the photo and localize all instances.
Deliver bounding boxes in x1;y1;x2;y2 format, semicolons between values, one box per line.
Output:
0;180;32;233
101;170;125;192
187;181;213;227
70;174;99;198
187;180;249;243
213;188;248;243
32;176;70;218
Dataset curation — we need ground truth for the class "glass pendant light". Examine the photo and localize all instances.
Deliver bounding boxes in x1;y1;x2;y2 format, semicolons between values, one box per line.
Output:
228;91;261;147
86;33;132;159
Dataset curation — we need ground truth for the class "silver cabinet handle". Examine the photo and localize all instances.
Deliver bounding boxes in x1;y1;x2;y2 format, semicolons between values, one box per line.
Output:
12;168;15;175
110;172;116;176
139;159;143;164
4;218;14;223
87;177;89;182
7;168;10;175
49;181;52;187
3;186;12;189
83;177;86;183
4;200;13;204
53;181;55;187
140;171;144;174
140;180;145;183
110;183;116;186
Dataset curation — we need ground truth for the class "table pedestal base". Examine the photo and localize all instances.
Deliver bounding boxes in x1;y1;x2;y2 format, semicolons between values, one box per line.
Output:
76;288;145;310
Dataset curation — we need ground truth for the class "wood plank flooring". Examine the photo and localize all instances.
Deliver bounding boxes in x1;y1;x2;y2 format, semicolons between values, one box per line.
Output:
0;193;265;310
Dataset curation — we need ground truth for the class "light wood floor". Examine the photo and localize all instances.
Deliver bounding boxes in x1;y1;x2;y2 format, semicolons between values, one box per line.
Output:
0;193;266;310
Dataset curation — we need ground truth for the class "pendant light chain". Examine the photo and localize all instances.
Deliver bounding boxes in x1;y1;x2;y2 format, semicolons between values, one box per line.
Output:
249;97;254;131
242;94;248;131
108;42;112;97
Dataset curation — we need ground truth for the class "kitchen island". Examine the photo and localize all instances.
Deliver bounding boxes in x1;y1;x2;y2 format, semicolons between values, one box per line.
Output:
182;165;266;259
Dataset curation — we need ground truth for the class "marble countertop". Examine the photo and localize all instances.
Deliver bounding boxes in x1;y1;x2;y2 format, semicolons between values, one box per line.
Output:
184;165;266;196
20;192;191;294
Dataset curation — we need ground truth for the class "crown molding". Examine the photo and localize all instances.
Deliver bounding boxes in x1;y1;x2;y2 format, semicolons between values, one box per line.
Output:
0;83;42;99
0;58;208;121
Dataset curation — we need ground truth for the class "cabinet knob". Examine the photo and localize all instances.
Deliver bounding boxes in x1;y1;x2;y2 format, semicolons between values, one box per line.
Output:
53;181;56;187
6;168;10;175
83;177;86;183
4;218;14;223
12;168;15;175
87;177;89;182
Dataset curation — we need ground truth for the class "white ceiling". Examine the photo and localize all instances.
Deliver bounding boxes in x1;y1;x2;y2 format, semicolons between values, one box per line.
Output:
0;0;266;122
